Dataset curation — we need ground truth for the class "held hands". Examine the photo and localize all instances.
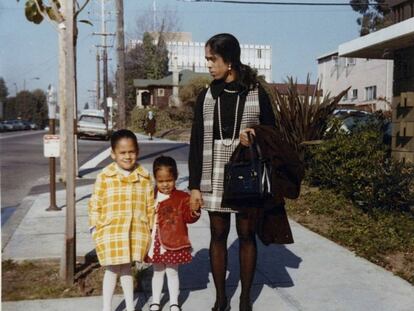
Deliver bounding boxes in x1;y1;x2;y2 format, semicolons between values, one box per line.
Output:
239;128;255;147
190;189;203;217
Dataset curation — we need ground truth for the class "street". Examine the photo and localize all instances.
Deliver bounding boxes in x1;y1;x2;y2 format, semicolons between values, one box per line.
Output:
0;131;108;225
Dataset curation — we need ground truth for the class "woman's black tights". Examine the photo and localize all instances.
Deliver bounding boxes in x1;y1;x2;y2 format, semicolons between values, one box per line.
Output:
209;211;258;310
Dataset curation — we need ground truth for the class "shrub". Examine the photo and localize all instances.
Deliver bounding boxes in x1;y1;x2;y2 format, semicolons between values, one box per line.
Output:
128;106;193;133
260;76;348;154
179;76;212;108
306;122;414;211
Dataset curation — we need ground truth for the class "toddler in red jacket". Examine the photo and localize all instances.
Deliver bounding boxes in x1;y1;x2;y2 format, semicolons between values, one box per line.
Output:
146;156;200;311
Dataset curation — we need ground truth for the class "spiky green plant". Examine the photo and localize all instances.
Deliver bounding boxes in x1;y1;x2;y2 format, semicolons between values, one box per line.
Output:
260;76;348;154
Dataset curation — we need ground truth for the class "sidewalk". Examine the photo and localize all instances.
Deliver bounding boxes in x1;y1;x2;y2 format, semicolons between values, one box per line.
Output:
2;135;414;311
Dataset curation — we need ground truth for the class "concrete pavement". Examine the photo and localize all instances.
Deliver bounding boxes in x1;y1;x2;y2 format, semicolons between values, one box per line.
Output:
2;134;414;311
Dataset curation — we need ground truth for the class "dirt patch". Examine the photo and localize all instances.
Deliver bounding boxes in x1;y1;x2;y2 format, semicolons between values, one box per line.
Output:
1;259;152;301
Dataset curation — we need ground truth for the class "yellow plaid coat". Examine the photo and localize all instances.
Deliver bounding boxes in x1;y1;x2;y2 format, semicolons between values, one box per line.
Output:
88;162;155;266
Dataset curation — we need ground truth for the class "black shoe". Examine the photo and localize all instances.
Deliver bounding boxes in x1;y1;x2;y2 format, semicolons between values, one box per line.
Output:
239;304;252;311
239;300;252;311
212;301;230;311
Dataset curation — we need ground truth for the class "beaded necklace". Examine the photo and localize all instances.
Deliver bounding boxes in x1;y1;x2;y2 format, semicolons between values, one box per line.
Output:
217;93;240;147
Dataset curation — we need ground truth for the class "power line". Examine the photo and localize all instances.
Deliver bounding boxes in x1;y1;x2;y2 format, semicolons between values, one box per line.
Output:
179;0;385;6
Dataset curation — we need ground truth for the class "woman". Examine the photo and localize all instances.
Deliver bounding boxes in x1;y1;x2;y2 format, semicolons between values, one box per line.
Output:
144;110;156;140
189;33;276;311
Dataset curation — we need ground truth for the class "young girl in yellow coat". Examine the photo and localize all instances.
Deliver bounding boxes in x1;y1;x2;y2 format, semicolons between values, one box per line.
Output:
89;129;155;311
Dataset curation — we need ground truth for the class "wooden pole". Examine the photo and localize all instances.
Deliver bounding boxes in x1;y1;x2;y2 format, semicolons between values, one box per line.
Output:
60;0;76;285
103;48;109;131
96;50;101;109
59;22;67;184
46;118;59;211
116;0;126;129
101;0;109;131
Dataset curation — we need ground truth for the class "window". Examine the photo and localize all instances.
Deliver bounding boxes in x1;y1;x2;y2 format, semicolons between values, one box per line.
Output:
352;89;358;99
346;58;355;66
343;91;348;101
79;115;105;124
332;55;339;66
365;86;377;101
157;88;165;97
257;49;262;59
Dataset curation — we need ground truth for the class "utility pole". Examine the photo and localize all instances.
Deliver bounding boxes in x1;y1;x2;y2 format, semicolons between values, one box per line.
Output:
116;0;126;129
103;47;109;130
96;50;101;110
92;0;115;130
60;0;76;285
59;21;67;184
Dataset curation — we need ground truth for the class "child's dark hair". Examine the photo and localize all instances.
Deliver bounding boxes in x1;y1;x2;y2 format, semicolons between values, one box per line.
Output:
110;129;139;151
153;156;178;180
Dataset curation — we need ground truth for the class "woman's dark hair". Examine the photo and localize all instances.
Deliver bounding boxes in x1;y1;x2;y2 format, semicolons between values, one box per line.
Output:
110;129;139;151
205;33;258;90
153;155;178;180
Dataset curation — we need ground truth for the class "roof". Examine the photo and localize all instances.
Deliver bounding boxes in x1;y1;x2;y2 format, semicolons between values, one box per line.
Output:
338;17;414;59
133;70;211;88
270;83;321;96
317;50;338;61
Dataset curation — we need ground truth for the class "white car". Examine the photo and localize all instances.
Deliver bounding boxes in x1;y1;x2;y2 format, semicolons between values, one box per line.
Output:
77;110;111;140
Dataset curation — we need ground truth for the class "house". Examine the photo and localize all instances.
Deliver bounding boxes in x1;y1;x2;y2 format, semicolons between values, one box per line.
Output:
133;69;210;108
129;32;272;82
317;51;393;112
338;0;414;162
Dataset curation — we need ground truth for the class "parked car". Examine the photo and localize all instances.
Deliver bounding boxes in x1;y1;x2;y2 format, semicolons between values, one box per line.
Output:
327;110;391;143
1;121;14;131
77;109;110;140
2;120;24;131
0;121;6;132
22;120;39;130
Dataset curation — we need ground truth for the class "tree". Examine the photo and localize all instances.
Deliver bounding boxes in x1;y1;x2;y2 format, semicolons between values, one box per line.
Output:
142;31;169;80
133;4;181;40
3;97;17;120
179;76;212;108
124;32;169;118
0;77;8;119
349;0;392;36
19;0;91;184
0;77;9;102
122;4;179;122
3;89;48;127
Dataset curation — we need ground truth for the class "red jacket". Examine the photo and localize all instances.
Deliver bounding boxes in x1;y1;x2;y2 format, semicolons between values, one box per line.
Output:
156;189;200;251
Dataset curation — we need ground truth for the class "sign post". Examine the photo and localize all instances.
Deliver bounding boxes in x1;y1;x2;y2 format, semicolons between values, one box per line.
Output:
45;85;59;211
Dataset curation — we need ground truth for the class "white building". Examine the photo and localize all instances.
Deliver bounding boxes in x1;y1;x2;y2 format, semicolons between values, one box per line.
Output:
317;51;393;111
129;33;272;82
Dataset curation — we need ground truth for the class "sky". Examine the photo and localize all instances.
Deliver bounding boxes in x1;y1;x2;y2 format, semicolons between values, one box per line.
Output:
0;0;361;108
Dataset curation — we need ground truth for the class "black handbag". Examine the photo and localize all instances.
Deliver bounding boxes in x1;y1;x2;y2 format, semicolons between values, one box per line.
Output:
222;134;272;207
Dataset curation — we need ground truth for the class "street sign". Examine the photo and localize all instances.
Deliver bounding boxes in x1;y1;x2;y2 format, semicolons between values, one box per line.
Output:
43;135;60;157
107;97;113;107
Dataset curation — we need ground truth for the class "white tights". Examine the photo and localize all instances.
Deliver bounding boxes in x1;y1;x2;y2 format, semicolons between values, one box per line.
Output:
102;264;134;311
151;264;179;308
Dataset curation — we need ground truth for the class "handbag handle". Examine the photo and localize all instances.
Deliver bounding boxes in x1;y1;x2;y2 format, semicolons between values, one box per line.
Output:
228;132;263;164
247;132;263;161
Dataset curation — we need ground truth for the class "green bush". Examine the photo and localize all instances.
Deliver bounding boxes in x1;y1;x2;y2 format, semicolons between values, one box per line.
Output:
306;123;414;211
128;106;193;133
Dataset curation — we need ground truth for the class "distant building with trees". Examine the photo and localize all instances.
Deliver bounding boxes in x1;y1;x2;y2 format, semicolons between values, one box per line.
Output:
128;32;272;82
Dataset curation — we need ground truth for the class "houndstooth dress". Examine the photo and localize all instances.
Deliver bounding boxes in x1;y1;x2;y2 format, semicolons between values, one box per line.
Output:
201;88;261;213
